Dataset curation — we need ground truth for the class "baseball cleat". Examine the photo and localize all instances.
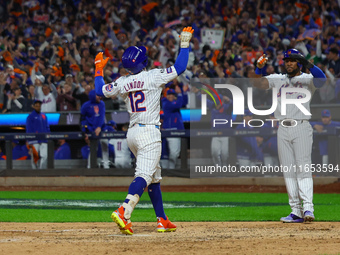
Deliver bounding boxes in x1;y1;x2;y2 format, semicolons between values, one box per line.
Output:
157;216;177;232
304;211;315;222
280;213;304;223
111;206;133;235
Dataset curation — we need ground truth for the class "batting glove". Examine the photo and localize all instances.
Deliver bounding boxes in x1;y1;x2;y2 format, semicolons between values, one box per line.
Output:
256;54;268;69
95;52;109;77
179;26;194;48
288;53;314;69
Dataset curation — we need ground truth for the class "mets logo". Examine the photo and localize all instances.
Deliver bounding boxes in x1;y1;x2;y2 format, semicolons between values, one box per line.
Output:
94;105;99;115
105;84;114;92
288;50;291;54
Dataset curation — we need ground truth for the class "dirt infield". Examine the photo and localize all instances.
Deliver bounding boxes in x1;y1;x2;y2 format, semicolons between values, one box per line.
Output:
0;222;339;255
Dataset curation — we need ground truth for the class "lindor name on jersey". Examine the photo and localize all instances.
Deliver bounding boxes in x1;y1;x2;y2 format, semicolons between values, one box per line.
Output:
124;80;145;92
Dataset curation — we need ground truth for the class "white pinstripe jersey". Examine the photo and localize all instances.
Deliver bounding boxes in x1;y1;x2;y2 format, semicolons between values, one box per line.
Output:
109;138;130;159
102;67;178;127
266;73;315;120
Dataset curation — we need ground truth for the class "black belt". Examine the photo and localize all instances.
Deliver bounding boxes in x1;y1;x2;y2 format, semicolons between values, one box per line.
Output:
281;120;308;126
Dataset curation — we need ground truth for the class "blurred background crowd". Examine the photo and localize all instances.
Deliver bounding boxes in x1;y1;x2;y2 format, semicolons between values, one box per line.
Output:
0;0;340;113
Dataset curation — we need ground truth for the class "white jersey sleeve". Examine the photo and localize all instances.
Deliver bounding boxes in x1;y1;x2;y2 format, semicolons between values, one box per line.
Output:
102;81;120;98
148;66;178;87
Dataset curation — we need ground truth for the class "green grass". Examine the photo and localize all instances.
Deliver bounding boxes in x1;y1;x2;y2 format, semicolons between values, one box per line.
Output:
0;191;339;222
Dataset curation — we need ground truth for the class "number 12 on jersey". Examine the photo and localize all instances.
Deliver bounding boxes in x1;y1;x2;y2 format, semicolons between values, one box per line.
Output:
128;91;146;112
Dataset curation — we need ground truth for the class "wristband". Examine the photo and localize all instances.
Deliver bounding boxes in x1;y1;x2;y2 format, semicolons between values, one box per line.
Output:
255;67;262;75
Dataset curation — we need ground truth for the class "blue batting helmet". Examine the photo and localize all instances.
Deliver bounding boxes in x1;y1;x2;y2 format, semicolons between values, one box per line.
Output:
283;49;302;68
122;46;148;74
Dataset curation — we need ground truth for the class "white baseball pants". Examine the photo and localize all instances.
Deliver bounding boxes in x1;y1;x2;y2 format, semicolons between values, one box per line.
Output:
278;121;314;217
166;137;181;169
211;137;229;166
31;143;48;169
127;125;162;185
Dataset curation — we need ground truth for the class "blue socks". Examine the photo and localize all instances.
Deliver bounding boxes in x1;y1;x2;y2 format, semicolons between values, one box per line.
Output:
148;183;166;219
124;177;147;203
123;178;166;220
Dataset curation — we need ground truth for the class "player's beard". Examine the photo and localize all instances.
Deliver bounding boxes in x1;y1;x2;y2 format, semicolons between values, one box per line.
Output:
286;66;300;77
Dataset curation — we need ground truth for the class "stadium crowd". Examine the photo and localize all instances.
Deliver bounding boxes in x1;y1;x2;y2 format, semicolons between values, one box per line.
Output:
0;0;340;168
0;0;339;113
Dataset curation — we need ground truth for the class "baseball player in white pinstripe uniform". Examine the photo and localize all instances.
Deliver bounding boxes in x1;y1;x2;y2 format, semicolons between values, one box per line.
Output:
109;124;132;168
251;49;326;223
94;27;194;234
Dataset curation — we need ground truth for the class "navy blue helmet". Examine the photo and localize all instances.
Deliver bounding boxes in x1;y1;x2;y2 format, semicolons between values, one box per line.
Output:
122;46;148;74
283;49;302;68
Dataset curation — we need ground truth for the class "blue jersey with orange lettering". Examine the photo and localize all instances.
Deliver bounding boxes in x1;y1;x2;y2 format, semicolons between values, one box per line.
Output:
81;90;105;133
26;110;50;144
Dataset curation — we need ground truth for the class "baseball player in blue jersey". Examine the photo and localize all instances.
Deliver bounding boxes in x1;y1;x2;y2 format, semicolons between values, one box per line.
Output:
94;27;194;235
236;110;263;167
26;99;50;169
162;87;185;169
81;90;110;169
251;49;327;223
310;109;340;165
54;139;71;160
12;140;30;160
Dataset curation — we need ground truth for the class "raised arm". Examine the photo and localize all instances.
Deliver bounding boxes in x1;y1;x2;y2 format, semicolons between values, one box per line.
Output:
173;27;194;76
94;52;112;97
248;54;270;90
152;27;194;86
